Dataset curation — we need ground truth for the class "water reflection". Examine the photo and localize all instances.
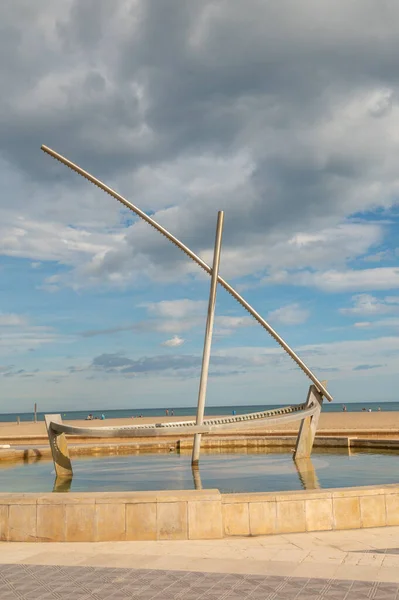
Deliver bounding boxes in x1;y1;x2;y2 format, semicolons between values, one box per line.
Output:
53;477;72;493
293;457;320;490
52;454;320;493
192;465;203;490
8;447;397;495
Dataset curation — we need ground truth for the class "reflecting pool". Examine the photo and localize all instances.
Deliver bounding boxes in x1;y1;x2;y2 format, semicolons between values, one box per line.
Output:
1;448;398;493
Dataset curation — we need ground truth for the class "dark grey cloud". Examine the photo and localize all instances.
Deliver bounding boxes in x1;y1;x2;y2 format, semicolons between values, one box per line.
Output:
1;1;399;286
353;364;384;371
81;324;138;338
91;351;243;376
315;367;340;373
0;367;38;378
92;353;132;370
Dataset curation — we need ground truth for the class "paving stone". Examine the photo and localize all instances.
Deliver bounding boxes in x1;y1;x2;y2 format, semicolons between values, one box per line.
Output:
0;563;398;599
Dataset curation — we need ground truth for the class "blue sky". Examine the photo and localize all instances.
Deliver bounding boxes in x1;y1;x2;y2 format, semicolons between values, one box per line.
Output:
2;1;399;412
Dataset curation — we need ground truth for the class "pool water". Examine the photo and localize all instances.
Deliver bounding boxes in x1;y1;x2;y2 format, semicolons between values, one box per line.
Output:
1;449;398;493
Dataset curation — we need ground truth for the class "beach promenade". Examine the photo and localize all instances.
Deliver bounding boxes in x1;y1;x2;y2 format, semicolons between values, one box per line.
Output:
2;412;399;597
2;411;399;440
1;526;399;598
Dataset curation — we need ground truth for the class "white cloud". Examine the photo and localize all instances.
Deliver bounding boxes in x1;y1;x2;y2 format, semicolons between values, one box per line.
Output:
5;1;399;407
161;335;185;347
340;294;399;316
214;315;254;336
2;2;399;292
0;313;28;326
142;299;255;336
267;304;310;326
353;318;399;329
0;213;123;265
0;312;70;357
0;325;63;356
142;299;206;334
269;267;399;293
145;299;206;319
217;334;399;378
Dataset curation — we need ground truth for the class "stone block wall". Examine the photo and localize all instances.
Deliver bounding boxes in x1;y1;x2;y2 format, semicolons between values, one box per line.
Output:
0;484;398;542
221;485;399;535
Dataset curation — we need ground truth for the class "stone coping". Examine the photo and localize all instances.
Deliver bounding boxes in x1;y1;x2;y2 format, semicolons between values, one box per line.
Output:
1;483;399;542
2;436;399;465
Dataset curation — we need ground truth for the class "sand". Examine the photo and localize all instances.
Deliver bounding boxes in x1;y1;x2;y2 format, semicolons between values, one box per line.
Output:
1;410;399;440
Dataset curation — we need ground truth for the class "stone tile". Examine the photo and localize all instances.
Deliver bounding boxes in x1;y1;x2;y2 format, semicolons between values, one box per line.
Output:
332;486;386;498
333;497;361;530
360;495;387;528
126;502;157;541
8;504;37;542
375;582;399;593
65;504;95;542
36;504;65;542
333;564;381;582
249;501;277;535
96;503;125;542
356;553;385;567
37;494;95;505
0;506;9;541
292;562;339;580
276;500;306;534
157;501;188;540
93;492;161;505
222;503;250;536
305;498;333;532
376;567;399;583
20;551;96;566
385;494;399;526
188;501;223;540
0;494;41;505
382;554;399;568
156;490;219;502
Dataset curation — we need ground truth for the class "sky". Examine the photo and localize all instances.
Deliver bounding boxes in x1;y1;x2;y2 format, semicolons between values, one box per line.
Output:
1;0;399;413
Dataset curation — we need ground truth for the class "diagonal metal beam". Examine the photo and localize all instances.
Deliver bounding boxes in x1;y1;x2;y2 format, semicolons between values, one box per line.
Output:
40;144;333;402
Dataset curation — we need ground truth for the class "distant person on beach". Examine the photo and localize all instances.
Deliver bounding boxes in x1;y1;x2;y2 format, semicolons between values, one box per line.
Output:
342;405;347;412
165;409;169;416
86;413;93;420
378;407;381;411
101;414;105;420
171;410;174;416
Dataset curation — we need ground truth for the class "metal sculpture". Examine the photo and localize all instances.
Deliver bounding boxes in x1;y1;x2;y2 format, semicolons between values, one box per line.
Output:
41;144;332;478
192;210;224;465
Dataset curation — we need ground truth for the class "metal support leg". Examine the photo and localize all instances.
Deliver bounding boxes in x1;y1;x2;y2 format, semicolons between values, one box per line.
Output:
293;383;324;459
192;211;224;465
44;414;73;478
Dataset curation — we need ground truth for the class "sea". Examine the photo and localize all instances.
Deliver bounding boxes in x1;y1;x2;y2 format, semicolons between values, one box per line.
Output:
0;401;398;423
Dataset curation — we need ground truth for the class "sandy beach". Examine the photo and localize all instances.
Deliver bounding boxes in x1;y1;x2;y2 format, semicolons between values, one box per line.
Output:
1;411;399;440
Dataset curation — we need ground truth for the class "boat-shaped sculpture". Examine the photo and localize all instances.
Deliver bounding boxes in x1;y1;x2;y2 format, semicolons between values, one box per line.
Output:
41;145;332;479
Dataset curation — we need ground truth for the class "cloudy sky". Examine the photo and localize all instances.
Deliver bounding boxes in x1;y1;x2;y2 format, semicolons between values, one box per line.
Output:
2;0;399;413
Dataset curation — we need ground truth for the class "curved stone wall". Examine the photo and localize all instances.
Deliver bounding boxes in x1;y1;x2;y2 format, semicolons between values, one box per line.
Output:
1;484;399;542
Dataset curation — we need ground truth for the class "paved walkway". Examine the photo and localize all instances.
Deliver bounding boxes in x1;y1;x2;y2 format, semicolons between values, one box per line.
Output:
1;526;399;598
1;564;398;599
